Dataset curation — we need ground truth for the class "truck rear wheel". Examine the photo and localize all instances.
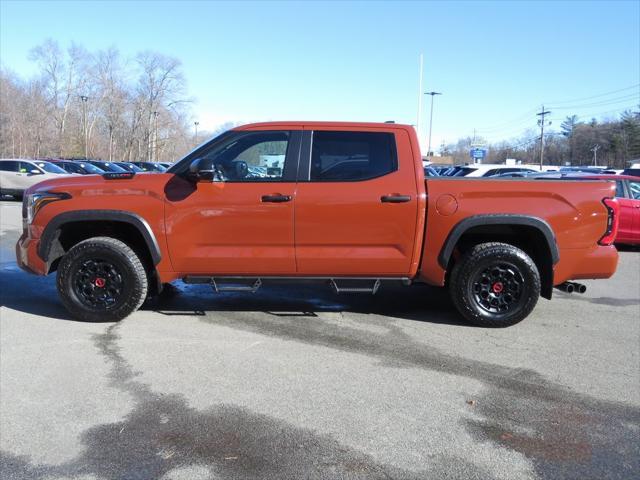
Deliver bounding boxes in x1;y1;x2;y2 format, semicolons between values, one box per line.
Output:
449;242;540;327
56;237;148;322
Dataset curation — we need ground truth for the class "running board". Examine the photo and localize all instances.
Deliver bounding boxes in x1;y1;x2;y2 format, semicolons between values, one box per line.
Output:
182;276;410;295
329;279;381;295
211;278;262;293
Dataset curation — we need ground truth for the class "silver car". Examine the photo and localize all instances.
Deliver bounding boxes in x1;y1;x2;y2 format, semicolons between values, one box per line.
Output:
0;159;70;199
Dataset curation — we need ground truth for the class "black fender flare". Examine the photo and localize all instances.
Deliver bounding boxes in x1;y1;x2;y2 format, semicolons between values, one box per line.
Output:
438;214;560;269
38;210;162;265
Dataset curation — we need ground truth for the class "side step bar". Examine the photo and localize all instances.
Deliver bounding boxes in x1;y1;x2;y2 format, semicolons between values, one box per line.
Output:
330;278;381;295
182;276;410;296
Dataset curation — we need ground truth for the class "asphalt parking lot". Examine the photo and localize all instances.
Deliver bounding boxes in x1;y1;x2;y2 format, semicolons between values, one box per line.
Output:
0;199;638;480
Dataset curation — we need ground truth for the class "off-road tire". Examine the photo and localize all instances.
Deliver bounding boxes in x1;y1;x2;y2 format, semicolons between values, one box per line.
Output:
56;237;148;322
449;242;540;327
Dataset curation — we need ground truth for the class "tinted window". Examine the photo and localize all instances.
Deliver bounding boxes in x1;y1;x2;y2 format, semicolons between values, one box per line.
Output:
60;162;82;174
310;131;397;181
0;161;19;172
198;131;291;182
95;162;126;173
34;161;66;174
629;181;640;200
615;181;626;199
19;162;37;173
455;167;478;176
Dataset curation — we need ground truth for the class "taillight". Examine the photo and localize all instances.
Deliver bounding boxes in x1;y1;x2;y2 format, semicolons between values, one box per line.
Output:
599;198;619;246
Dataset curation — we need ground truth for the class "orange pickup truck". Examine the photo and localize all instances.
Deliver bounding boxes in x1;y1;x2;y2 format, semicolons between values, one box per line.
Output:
17;122;620;327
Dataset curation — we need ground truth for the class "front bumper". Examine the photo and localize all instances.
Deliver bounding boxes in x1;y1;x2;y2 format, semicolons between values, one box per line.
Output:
16;232;47;276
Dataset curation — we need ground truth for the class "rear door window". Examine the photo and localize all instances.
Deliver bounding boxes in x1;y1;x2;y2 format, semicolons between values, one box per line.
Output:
0;161;19;172
310;131;397;182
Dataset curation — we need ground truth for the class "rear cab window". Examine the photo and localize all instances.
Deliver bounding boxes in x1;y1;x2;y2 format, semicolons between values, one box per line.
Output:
309;131;397;182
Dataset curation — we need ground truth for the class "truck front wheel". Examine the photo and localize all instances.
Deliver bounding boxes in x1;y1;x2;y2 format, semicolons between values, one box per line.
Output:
56;237;148;322
449;242;540;327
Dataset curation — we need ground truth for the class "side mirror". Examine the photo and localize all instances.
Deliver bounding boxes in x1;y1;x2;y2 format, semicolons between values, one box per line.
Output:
30;169;42;175
188;158;214;182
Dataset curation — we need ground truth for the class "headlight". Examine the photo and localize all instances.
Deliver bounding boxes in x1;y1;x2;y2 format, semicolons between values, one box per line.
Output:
25;192;71;224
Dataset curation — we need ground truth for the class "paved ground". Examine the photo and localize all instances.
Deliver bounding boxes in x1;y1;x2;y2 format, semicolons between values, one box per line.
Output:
0;199;638;480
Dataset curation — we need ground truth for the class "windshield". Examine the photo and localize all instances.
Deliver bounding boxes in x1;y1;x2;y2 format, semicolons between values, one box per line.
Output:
77;162;104;174
97;162;127;173
35;161;67;174
452;167;478;176
168;130;235;173
119;163;144;172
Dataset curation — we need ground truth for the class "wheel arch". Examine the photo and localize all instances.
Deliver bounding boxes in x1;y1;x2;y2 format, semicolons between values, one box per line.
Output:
38;210;162;275
439;215;559;299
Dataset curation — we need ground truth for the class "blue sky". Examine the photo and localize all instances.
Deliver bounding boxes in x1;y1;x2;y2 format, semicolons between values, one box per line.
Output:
1;0;639;151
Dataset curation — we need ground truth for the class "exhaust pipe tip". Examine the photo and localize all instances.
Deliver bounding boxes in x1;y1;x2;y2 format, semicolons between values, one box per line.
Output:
575;283;587;294
555;282;575;294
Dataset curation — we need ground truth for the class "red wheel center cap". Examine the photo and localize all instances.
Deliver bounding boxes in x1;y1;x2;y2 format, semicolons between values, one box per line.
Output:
94;277;106;288
492;282;504;294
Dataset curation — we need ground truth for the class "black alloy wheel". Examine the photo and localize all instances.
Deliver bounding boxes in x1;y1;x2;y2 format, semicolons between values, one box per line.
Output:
449;242;540;327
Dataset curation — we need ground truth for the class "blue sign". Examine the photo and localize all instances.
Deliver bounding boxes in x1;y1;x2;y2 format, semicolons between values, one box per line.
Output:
470;148;487;159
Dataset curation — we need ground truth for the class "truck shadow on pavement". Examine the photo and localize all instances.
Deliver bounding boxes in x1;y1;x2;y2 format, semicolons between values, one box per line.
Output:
149;281;469;326
0;259;468;326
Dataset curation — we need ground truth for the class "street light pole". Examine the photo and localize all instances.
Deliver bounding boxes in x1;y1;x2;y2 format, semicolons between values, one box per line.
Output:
80;95;88;158
591;144;601;166
152;111;159;162
424;91;442;157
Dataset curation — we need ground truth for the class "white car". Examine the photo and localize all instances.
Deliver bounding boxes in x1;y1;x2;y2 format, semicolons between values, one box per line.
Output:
0;159;71;199
452;164;559;178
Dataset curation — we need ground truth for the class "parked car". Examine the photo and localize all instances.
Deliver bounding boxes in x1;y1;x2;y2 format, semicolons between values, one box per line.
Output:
159;162;173;169
424;166;439;177
559;166;608;174
115;162;144;173
17;122;619;327
49;160;105;175
131;162;167;172
0;159;69;199
81;160;127;173
576;175;639;245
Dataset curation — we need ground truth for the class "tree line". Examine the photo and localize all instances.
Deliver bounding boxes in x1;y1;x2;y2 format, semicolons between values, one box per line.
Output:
0;40;202;162
442;110;640;168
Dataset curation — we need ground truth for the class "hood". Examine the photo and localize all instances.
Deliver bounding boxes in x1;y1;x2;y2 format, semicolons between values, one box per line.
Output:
26;172;173;200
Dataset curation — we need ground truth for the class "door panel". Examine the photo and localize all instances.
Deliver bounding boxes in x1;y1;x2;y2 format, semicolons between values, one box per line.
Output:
628;181;640;242
165;181;297;273
617;198;635;243
294;129;419;275
165;130;300;274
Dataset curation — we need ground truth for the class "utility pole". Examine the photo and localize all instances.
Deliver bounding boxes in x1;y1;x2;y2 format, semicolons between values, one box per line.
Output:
536;105;551;168
80;95;88;159
194;121;200;144
152;111;159;162
591;144;601;166
425;91;442;157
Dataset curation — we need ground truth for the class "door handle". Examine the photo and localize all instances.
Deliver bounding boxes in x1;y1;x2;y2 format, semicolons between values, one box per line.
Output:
381;194;412;203
261;194;292;203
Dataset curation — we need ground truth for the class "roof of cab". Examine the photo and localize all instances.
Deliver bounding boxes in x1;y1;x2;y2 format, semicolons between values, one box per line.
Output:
233;121;413;131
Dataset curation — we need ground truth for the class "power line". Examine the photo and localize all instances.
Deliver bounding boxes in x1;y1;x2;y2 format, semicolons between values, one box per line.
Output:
550;93;639;110
544;83;640;105
474;108;539;133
